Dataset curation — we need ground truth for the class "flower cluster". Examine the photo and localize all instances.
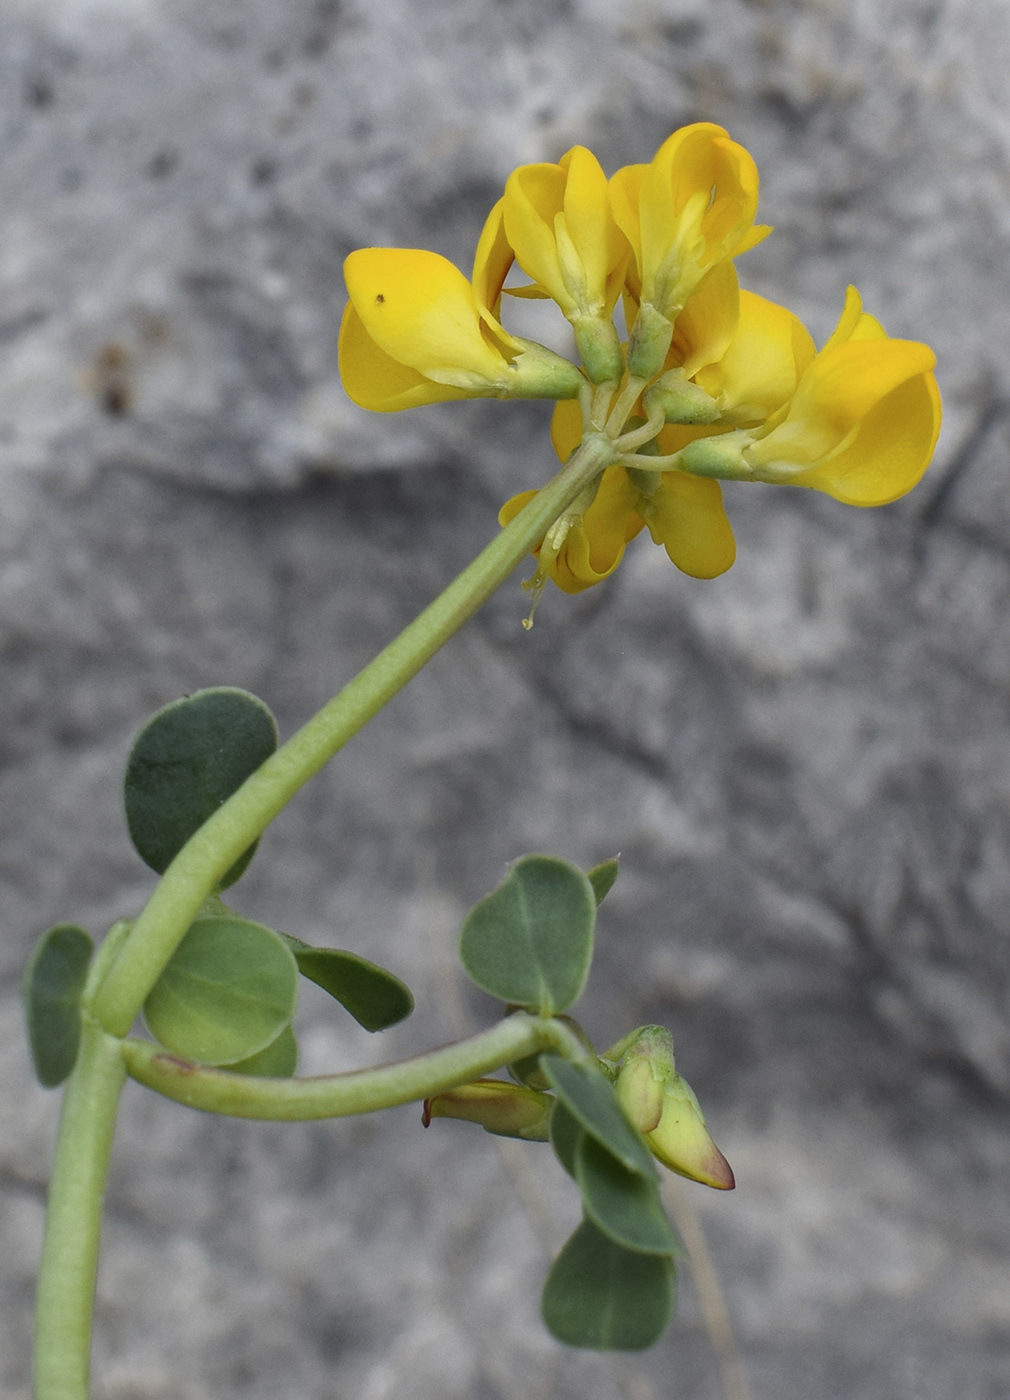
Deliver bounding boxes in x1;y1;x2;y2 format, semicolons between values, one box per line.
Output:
340;124;940;598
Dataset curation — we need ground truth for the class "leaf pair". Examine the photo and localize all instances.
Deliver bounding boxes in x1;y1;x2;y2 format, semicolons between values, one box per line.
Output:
457;855;676;1350
25;688;414;1087
541;1057;680;1350
142;911;414;1072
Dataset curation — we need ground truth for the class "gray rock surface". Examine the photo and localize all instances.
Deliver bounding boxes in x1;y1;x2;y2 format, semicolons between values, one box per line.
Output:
3;0;1010;1397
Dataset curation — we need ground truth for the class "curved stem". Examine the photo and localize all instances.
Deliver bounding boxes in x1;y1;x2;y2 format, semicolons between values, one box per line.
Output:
91;433;618;1038
122;1013;588;1120
34;1017;127;1400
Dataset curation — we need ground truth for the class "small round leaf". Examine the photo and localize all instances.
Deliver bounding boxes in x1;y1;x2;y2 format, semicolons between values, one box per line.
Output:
23;924;93;1087
281;936;413;1031
575;1134;678;1256
541;1217;676;1351
143;915;297;1065
124;687;278;888
459;855;596;1015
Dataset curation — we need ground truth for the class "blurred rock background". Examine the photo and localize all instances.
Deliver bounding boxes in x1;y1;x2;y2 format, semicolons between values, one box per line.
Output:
2;0;1009;1396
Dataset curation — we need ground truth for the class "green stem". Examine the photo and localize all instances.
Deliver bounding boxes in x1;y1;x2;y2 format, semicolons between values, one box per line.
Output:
122;1013;588;1120
91;433;618;1038
34;1017;127;1400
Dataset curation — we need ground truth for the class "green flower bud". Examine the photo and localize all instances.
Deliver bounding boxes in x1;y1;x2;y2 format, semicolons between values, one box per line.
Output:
646;1073;735;1191
422;1078;552;1142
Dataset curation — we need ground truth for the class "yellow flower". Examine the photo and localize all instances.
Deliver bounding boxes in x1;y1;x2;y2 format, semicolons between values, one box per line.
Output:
339;247;583;411
610;123;771;324
474;145;629;384
500;146;628;322
677;286;942;505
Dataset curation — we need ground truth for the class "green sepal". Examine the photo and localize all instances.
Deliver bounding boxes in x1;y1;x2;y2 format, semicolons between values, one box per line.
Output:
143;915;297;1065
586;858;619;907
459;855;596;1015
540;1055;655;1178
575;1134;678;1256
280;935;414;1032
222;1024;299;1078
23;924;94;1087
541;1216;676;1351
124;687;278;889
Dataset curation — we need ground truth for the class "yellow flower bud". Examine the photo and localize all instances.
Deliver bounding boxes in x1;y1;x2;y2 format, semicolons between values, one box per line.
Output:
422;1078;552;1142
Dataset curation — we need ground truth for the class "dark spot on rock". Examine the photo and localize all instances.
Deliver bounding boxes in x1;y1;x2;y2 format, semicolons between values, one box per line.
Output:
147;149;180;180
24;76;54;108
251;156;277;185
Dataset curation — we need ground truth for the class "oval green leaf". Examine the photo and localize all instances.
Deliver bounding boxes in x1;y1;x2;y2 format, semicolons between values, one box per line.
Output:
280;935;413;1032
459;855;596;1015
541;1217;676;1351
575;1134;678;1256
143;915;297;1065
124;687;278;889
23;924;94;1087
222;1024;299;1078
541;1056;655;1179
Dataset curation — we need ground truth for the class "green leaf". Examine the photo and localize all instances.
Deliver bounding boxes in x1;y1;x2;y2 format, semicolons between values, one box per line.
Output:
222;1024;298;1078
459;855;596;1015
549;1100;584;1178
540;1056;655;1178
124;687;278;889
541;1217;676;1351
23;924;93;1088
280;936;413;1032
144;915;297;1065
575;1134;678;1256
587;858;619;906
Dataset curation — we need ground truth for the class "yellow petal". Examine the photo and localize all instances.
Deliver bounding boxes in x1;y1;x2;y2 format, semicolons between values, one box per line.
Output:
504;161;572;311
608;162;646;305
338;301;476;412
668;260;741;379
751;338;938;468
694;289;816;423
472;197;514;322
641;473;737;578
504;146;620;318
550;397;584;462
559;145;625;307
822;285;887;351
636;123;770;313
789;368;942;505
344;247;513;386
553;468;643;591
498;488;539;528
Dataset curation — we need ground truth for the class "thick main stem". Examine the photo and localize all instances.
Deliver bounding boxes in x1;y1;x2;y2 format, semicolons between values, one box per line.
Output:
91;432;617;1038
34;1018;127;1400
